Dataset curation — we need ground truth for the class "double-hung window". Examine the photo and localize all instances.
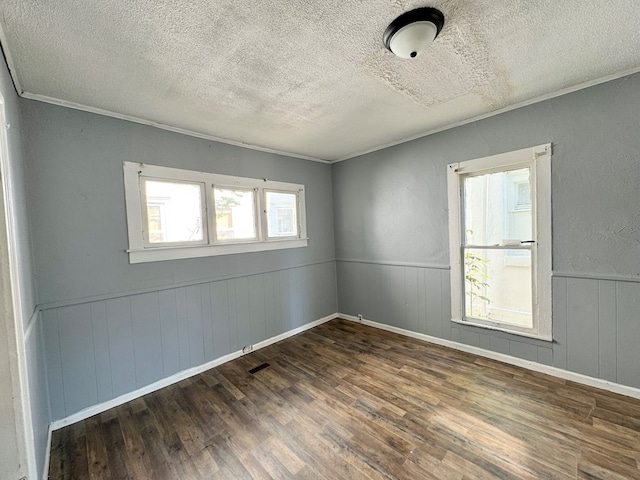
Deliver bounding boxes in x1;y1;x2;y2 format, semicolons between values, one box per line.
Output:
123;162;307;263
447;144;552;340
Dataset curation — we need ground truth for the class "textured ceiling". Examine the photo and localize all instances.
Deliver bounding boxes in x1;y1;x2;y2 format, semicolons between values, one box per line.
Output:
1;1;640;162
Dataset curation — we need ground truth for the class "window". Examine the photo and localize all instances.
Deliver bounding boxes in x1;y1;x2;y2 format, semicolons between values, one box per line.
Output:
447;144;552;340
123;162;307;263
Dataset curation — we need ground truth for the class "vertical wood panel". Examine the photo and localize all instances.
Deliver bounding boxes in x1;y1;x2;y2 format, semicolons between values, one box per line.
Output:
89;301;112;402
451;327;461;342
174;288;190;369
366;264;383;323
277;269;291;333
105;297;136;397
200;284;214;362
42;309;65;420
405;267;419;333
598;280;617;382
460;329;480;348
509;341;538;362
234;277;251;347
479;333;491;350
537;347;553;366
490;336;510;355
210;280;231;357
185;285;205;367
158;289;180;376
249;275;266;344
130;292;163;387
417;268;427;334
263;272;277;339
226;279;239;351
425;269;443;338
58;304;97;415
271;271;284;336
552;277;568;369
297;265;312;325
617;282;640;388
389;266;406;329
566;278;599;378
440;270;452;340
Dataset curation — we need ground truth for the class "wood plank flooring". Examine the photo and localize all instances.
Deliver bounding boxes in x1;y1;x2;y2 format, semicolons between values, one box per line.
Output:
49;319;640;479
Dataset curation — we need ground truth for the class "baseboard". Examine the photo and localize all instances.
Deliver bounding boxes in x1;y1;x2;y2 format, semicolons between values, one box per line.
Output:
50;313;338;431
339;313;640;401
42;424;53;480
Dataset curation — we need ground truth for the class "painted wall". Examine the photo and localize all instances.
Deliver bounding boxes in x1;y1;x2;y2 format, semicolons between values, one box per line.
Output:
21;100;338;421
0;54;47;478
333;72;640;389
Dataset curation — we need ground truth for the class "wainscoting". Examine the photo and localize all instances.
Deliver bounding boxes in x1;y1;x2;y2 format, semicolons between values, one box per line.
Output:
41;261;337;422
337;260;640;391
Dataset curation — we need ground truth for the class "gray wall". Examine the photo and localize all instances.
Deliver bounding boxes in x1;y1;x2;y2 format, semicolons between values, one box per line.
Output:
333;72;640;389
0;54;48;477
22;100;337;421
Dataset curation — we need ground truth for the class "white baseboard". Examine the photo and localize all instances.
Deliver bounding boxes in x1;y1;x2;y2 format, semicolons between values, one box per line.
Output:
339;313;640;401
50;313;338;431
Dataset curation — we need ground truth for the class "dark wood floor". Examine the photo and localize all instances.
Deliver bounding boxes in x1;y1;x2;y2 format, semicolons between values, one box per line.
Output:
49;319;640;479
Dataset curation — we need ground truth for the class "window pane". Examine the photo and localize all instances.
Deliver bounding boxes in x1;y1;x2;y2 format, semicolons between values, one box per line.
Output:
266;191;298;238
463;167;531;246
464;248;532;328
144;179;204;244
214;188;256;241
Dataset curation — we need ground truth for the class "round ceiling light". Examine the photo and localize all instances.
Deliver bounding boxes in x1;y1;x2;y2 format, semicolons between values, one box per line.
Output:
383;7;445;59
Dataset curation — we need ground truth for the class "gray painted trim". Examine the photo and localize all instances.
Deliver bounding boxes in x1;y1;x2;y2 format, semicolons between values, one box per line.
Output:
553;270;640;284
336;258;450;270
38;259;337;311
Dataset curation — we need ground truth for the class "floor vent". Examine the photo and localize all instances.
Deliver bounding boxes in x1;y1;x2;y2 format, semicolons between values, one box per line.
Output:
248;363;270;374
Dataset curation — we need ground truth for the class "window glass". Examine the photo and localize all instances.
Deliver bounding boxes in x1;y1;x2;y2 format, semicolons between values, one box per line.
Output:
214;188;257;241
463;248;532;327
266;191;298;238
463;167;532;246
143;179;204;244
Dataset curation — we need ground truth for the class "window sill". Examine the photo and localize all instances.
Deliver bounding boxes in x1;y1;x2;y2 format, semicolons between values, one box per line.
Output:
451;318;553;342
128;238;308;264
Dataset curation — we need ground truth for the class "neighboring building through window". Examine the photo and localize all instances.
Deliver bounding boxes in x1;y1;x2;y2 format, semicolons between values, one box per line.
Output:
123;162;307;263
447;144;552;340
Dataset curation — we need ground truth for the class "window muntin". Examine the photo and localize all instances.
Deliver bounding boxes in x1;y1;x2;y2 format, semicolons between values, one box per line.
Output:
123;162;307;263
141;178;206;246
265;190;299;239
213;187;258;242
448;144;552;341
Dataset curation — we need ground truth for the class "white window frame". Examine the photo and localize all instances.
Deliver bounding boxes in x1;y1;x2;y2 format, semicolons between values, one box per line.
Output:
447;143;552;341
263;188;301;241
124;162;307;264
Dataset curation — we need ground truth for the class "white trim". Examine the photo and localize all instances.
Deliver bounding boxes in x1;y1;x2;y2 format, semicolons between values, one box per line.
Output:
331;66;640;163
124;162;308;263
0;95;37;477
447;144;552;340
50;313;338;430
128;239;309;263
340;314;640;401
335;259;450;270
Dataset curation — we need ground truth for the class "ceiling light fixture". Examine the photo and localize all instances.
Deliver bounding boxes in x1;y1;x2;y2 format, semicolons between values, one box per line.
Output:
383;7;445;59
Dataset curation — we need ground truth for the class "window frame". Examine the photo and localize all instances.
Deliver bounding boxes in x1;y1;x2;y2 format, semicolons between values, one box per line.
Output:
263;188;301;241
447;144;552;341
124;162;307;264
